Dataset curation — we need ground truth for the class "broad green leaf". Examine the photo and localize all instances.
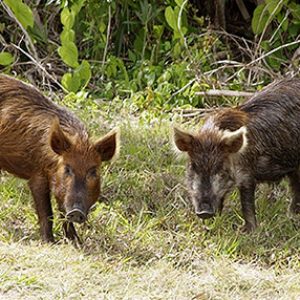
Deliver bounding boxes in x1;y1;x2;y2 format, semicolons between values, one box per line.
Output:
71;0;86;15
153;25;164;40
175;0;184;7
276;12;288;32
260;40;269;51
0;52;14;66
4;0;34;29
265;0;283;16
58;41;79;68
99;22;106;33
133;28;145;54
173;42;182;58
281;18;289;32
289;3;300;21
61;73;80;93
288;24;300;37
61;7;74;28
74;60;91;88
252;4;270;35
60;28;75;44
128;50;136;63
0;23;5;32
165;6;176;30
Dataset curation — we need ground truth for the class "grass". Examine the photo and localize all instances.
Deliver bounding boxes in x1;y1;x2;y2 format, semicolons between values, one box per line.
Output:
1;98;300;299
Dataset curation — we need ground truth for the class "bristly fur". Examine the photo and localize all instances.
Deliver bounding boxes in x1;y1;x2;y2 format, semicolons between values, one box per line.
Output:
0;74;119;242
173;78;300;233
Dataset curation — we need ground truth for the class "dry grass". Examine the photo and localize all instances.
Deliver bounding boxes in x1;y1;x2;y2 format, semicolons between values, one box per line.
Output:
1;242;300;300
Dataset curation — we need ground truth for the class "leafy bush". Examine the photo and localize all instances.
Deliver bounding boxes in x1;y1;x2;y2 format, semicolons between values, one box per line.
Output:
252;0;300;70
0;0;300;110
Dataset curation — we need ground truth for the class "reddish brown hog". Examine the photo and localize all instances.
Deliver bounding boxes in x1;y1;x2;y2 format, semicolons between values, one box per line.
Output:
173;79;300;232
0;75;119;242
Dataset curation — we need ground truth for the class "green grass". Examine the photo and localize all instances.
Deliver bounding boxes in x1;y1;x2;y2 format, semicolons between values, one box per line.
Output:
1;101;300;299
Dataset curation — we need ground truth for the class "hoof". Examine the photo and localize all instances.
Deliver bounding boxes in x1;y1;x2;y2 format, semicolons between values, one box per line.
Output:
290;203;300;215
239;222;257;233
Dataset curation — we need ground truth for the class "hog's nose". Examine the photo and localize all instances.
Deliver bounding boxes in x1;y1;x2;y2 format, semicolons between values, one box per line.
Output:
196;204;215;219
66;209;86;224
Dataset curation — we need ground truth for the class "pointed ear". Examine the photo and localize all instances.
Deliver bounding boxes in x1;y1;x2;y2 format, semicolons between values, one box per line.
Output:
94;128;120;161
49;118;72;155
221;126;247;154
173;126;195;152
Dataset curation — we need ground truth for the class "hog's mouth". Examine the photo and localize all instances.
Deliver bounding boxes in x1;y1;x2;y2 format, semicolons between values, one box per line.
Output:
196;210;215;219
66;208;87;224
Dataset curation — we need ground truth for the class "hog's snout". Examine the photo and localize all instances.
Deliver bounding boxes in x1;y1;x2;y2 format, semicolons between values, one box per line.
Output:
196;203;215;219
66;208;86;224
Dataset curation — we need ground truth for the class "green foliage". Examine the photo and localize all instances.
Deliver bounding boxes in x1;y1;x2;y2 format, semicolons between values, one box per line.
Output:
165;2;188;41
1;0;299;108
61;60;91;92
58;0;91;92
0;51;14;66
3;0;34;29
58;41;79;68
252;0;300;70
252;4;270;35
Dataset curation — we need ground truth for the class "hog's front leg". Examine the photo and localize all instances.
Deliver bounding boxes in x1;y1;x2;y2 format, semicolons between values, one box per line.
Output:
239;182;257;232
28;174;54;242
62;219;80;242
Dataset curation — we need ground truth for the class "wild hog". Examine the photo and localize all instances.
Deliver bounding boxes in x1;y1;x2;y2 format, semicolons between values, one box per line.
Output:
173;79;300;232
0;75;119;242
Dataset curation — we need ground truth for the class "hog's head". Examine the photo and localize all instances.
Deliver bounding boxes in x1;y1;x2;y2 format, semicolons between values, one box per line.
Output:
173;125;247;219
50;118;119;224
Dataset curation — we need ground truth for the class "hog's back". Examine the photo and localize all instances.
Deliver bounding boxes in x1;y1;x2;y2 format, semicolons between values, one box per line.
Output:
240;79;300;181
0;75;87;179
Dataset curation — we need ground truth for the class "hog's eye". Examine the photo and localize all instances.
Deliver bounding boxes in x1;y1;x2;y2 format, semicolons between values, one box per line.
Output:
87;167;98;178
64;165;73;176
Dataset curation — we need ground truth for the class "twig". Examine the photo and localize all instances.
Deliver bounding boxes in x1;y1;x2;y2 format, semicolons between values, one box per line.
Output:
101;3;112;77
173;108;217;113
250;40;300;65
172;107;219;117
1;1;39;61
11;43;67;93
169;79;196;101
236;0;250;21
195;89;254;97
255;0;285;56
225;39;300;83
178;0;189;52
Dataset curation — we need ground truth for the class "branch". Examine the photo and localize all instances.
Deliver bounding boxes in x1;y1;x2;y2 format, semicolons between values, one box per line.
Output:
101;3;112;77
1;1;39;61
249;40;300;66
236;0;250;21
172;107;219;117
195;89;254;97
11;43;67;93
169;79;196;101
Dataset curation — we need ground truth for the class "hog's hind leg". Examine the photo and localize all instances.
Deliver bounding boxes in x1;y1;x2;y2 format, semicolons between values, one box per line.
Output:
288;171;300;214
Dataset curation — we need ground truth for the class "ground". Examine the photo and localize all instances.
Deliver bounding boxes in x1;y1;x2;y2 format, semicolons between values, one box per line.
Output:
1;100;300;299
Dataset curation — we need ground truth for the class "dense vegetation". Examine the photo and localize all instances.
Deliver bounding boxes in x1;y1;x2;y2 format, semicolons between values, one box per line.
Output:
1;1;300;299
1;0;300;109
